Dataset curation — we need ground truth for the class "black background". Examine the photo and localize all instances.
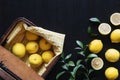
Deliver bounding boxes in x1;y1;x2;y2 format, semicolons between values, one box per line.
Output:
0;0;120;80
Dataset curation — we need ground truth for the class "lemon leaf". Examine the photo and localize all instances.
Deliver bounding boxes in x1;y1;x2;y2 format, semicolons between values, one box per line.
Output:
76;60;82;66
68;61;75;67
62;64;69;70
89;17;101;23
88;26;92;34
76;40;84;48
88;69;94;75
56;71;65;80
65;54;72;60
87;54;98;59
78;51;85;56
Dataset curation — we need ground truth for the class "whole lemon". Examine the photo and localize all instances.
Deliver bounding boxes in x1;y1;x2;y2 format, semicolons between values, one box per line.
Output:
105;48;120;62
110;29;120;43
89;39;103;54
42;51;54;63
28;54;43;67
105;67;119;80
26;41;39;54
25;31;39;41
39;38;52;51
12;43;26;58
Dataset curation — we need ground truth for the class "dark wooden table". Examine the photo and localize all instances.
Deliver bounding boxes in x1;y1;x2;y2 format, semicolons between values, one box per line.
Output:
0;0;120;80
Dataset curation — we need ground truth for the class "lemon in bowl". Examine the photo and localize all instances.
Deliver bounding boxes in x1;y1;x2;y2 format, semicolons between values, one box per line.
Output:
26;41;39;54
12;43;26;58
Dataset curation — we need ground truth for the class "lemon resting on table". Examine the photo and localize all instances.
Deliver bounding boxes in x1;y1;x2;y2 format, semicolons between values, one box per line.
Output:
89;39;103;54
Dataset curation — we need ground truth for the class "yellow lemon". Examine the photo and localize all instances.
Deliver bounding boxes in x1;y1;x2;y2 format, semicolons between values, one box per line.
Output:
110;29;120;43
12;43;26;58
105;67;119;80
91;57;104;70
28;54;43;67
98;23;111;35
89;39;103;54
26;41;39;54
42;51;54;63
110;12;120;26
25;31;39;40
39;38;52;51
105;48;120;62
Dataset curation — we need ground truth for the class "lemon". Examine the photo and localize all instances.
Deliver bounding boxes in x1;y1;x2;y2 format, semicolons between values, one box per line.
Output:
12;43;26;58
89;39;103;54
110;12;120;26
26;41;39;54
91;57;104;70
28;54;43;67
105;48;120;62
39;38;52;51
42;51;54;63
110;29;120;43
105;67;119;80
25;31;39;40
98;23;111;35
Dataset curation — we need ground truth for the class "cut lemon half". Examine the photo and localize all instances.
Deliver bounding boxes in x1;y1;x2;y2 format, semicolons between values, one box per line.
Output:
110;12;120;26
98;23;111;35
91;57;104;70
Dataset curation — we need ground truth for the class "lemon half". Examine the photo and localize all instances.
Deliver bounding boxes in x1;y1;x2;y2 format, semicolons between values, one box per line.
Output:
110;12;120;26
98;23;111;35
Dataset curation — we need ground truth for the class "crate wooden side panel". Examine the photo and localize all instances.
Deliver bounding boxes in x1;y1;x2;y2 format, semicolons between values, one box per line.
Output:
0;45;44;80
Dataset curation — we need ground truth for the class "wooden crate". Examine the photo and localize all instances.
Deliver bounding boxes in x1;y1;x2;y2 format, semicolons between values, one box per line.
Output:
0;17;63;80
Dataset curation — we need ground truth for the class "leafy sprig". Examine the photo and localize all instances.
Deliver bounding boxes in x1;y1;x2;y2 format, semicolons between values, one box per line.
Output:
56;40;98;80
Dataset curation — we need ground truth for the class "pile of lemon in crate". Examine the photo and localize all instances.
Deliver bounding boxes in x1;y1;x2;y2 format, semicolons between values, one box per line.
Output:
89;12;120;80
12;30;54;68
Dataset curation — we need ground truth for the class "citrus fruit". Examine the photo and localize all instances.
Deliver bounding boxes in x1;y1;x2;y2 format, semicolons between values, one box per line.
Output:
28;54;43;67
25;31;39;40
91;57;104;70
26;41;39;54
105;48;120;62
110;12;120;26
39;38;52;51
89;39;103;54
12;43;26;58
42;51;54;63
105;67;119;80
98;23;111;35
110;29;120;43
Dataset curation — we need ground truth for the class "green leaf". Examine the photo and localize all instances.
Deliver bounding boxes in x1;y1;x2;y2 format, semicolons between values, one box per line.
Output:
87;54;98;59
61;52;65;59
71;65;82;78
62;64;69;70
74;47;81;50
76;60;82;66
65;54;72;60
56;71;65;79
69;76;75;80
87;26;92;34
89;17;101;23
88;69;94;75
78;51;85;56
76;40;84;48
68;61;75;67
90;33;98;37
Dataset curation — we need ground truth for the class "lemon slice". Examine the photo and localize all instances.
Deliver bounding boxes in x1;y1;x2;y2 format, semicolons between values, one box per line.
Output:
110;12;120;26
98;23;111;35
91;57;104;70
